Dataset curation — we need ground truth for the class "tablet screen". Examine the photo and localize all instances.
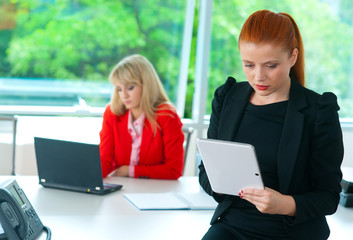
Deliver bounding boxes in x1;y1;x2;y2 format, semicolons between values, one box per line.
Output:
197;138;264;196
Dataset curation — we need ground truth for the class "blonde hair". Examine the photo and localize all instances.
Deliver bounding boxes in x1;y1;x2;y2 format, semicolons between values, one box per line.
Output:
109;54;171;132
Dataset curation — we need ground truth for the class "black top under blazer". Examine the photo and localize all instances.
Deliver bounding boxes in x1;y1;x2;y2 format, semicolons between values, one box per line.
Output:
199;76;344;240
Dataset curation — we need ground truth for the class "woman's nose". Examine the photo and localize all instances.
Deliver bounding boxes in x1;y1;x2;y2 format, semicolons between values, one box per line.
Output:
254;67;265;81
122;89;129;98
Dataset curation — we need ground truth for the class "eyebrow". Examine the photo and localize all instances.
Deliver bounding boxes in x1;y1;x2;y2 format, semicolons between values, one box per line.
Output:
242;59;279;64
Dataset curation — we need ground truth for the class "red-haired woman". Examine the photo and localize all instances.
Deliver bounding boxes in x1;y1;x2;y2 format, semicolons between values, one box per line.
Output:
199;10;343;240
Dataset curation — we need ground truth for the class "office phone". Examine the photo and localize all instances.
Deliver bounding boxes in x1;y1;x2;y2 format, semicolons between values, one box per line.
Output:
0;179;51;240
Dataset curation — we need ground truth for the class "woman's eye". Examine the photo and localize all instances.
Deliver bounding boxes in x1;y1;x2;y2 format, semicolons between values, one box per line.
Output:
244;64;253;68
267;64;277;69
127;85;135;91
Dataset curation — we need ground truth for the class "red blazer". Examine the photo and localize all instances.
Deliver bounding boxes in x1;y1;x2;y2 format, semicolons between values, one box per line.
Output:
99;104;184;179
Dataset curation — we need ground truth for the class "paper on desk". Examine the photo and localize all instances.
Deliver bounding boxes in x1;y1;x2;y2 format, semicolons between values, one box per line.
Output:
177;192;218;210
124;191;217;210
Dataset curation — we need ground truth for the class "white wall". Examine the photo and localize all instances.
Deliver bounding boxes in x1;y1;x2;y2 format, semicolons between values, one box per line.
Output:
341;126;353;168
0;116;102;175
1;117;352;176
0;141;13;174
0;116;199;176
0;120;17;175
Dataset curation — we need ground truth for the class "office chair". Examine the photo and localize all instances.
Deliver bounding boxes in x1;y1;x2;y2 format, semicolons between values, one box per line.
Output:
0;116;18;175
182;127;194;174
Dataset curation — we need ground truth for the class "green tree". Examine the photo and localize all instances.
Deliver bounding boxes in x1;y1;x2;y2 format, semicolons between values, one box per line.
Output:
4;0;186;103
205;0;353;117
1;0;353;118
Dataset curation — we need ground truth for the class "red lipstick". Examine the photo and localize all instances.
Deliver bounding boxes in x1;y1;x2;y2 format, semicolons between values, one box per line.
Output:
255;84;269;91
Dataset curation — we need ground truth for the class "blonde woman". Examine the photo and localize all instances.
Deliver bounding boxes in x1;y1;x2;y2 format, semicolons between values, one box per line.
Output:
99;54;184;179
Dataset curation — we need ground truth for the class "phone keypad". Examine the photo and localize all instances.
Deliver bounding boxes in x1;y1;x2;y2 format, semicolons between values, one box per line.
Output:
25;208;36;219
24;208;43;240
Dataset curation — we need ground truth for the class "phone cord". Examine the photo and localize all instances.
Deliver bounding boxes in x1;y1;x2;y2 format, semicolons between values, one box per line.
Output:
43;226;52;240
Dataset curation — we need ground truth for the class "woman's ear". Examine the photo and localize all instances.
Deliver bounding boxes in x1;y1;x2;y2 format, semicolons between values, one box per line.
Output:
290;48;299;67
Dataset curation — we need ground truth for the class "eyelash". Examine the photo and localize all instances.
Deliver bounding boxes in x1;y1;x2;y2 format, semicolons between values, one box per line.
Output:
267;64;277;69
244;64;278;69
117;85;135;92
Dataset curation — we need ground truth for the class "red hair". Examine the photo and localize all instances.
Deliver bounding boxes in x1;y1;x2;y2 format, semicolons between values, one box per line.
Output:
239;10;305;86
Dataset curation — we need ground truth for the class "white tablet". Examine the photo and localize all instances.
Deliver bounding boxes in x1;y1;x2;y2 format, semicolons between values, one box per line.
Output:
196;138;264;196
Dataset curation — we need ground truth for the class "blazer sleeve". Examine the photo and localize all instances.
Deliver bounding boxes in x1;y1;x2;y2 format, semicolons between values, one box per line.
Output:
134;108;184;180
292;92;344;224
199;77;236;202
99;105;117;178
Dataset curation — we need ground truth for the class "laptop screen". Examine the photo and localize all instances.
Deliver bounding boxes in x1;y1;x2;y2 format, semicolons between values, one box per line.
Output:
34;137;104;191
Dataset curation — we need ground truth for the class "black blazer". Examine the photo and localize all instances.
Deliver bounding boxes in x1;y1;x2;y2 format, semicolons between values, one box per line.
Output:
199;77;344;240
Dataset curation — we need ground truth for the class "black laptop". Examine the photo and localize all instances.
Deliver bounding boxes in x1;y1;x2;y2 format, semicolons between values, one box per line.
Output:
34;137;122;195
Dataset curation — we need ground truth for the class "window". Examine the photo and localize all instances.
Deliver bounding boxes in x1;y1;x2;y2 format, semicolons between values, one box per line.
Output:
1;0;353;120
0;0;189;116
207;0;353;119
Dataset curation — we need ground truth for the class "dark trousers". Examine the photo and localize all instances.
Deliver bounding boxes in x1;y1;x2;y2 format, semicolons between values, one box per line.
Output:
201;222;243;240
202;221;291;240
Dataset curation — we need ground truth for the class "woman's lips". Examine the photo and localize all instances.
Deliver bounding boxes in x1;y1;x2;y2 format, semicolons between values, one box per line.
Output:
255;84;269;91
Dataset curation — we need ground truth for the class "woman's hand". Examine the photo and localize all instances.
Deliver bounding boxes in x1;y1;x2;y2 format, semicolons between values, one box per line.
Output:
113;165;130;177
239;187;296;216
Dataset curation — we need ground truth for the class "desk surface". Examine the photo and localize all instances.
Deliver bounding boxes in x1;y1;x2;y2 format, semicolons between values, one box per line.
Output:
0;176;212;240
0;176;352;240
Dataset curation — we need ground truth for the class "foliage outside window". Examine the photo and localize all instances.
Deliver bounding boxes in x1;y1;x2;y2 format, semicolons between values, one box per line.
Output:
0;0;187;111
207;0;353;118
1;0;353;119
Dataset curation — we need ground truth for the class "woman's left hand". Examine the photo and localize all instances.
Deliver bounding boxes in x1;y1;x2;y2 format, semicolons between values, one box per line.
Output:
239;187;296;216
113;165;130;177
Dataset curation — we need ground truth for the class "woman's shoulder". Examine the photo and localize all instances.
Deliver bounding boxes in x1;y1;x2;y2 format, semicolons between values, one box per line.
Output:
103;104;128;120
212;77;250;106
155;103;182;124
298;87;340;121
301;86;339;108
156;103;177;114
215;76;248;95
291;78;338;108
316;92;340;113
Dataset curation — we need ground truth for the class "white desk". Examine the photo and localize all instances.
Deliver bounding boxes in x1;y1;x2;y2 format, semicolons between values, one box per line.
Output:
0;176;352;240
327;204;353;240
0;176;213;240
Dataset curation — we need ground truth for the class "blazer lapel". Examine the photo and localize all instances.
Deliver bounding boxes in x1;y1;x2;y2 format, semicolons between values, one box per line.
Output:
139;120;153;164
277;79;307;193
218;83;253;141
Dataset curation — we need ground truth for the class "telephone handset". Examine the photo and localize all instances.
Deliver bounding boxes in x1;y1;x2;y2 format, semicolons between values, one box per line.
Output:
0;179;51;240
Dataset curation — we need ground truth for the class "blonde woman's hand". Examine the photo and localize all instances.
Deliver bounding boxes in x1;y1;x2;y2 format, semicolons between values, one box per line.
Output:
113;165;129;177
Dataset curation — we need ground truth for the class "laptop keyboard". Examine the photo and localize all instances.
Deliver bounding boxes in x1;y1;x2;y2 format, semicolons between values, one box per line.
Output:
103;183;117;189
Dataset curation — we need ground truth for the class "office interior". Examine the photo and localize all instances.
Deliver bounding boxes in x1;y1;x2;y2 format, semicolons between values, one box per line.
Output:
1;0;353;239
1;0;353;175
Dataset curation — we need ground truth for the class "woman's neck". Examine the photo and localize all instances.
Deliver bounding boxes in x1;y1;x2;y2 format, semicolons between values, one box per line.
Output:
131;108;142;121
250;79;291;105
